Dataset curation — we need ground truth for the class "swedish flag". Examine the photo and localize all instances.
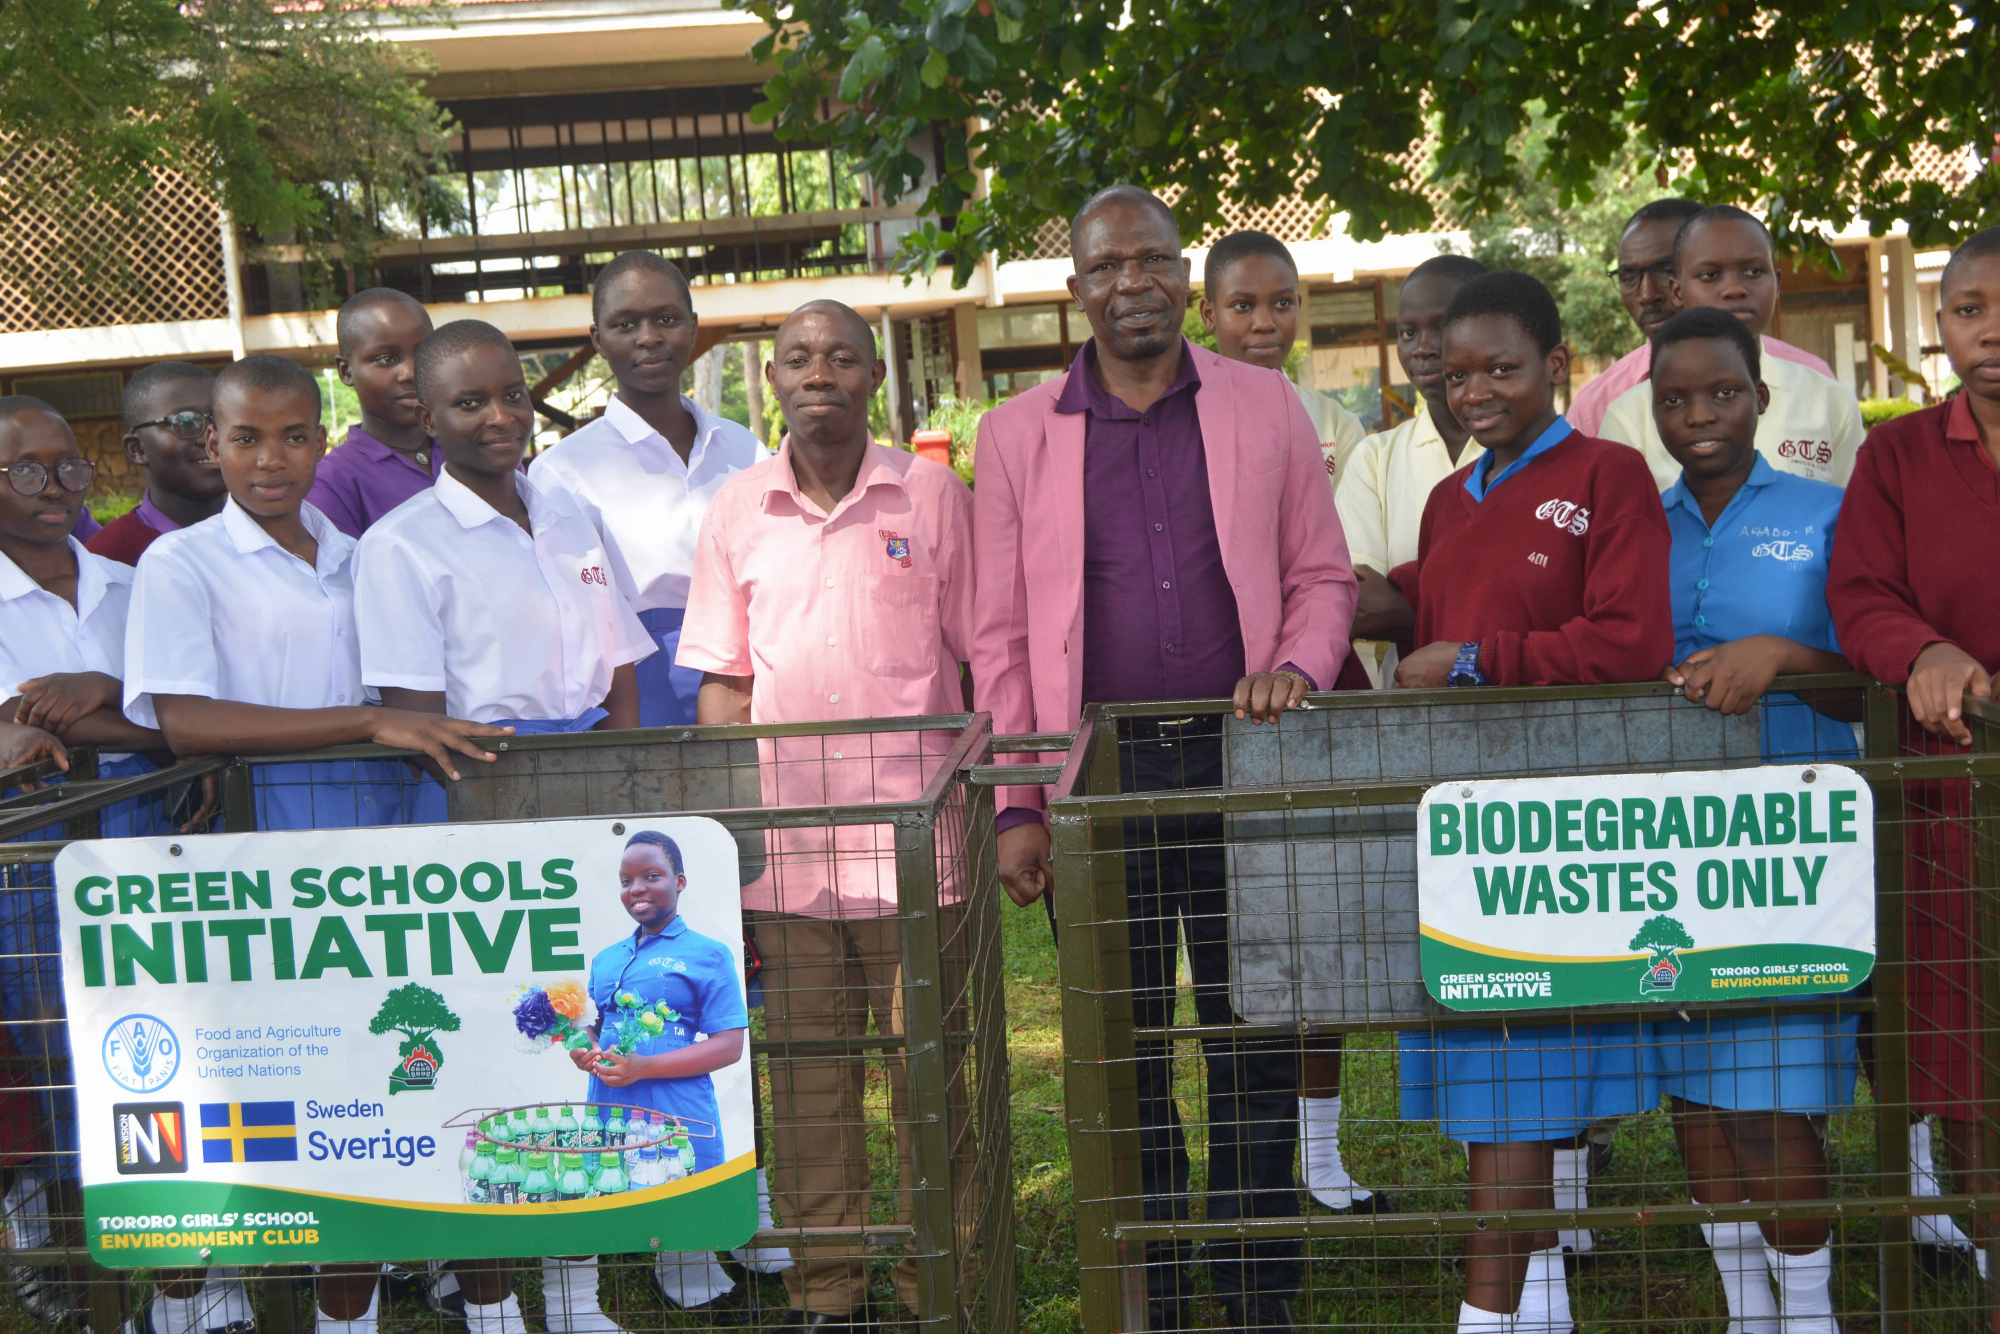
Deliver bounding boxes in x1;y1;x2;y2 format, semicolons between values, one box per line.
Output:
199;1101;297;1164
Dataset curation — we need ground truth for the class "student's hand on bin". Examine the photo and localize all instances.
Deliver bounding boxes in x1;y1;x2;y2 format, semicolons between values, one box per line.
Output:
1350;566;1417;643
366;712;517;781
13;671;120;734
1664;637;1786;716
1234;671;1309;723
1907;641;1994;746
0;720;68;789
1394;641;1460;689
998;821;1054;908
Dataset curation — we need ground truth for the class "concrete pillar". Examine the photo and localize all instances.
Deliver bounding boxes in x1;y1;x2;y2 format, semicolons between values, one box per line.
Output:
952;303;984;402
742;340;766;443
880;310;902;443
691;343;725;414
1884;234;1926;401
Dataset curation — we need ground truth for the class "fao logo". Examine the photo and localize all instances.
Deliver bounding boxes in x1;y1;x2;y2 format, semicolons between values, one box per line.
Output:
103;1015;180;1095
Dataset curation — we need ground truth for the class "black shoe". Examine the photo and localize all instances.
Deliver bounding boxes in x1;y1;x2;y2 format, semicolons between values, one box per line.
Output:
1219;1295;1296;1332
1914;1240;1983;1283
1324;1190;1395;1217
1147;1296;1195;1332
774;1310;874;1334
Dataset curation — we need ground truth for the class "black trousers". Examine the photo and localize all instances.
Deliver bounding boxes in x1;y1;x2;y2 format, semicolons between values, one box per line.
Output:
1121;717;1300;1302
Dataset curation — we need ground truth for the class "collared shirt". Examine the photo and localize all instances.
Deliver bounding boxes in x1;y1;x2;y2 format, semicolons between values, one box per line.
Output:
125;500;368;727
676;439;974;918
305;425;445;539
1336;405;1485;574
1465;415;1575;501
1599;353;1864;490
0;538;134;696
1291;380;1369;494
530;394;768;613
585;914;748;1168
1570;336;1838;437
354;469;653;724
1663;455;1855;761
1829;393;2000;684
1055;339;1247;704
85;491;186;567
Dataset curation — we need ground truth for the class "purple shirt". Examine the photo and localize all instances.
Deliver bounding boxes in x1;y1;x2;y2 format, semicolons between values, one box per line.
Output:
133;492;181;535
305;425;443;538
1057;339;1248;706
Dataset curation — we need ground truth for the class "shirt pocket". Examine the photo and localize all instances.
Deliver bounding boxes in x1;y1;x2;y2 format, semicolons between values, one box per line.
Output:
861;573;941;679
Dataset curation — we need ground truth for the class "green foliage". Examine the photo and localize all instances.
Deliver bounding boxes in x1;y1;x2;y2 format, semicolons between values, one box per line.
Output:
730;0;1999;285
1629;915;1696;955
0;0;463;305
923;394;1001;483
1451;114;1662;362
368;983;462;1040
1859;396;1925;427
1179;306;1307;379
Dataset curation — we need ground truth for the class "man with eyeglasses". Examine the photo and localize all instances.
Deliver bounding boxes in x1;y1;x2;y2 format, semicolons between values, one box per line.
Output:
85;362;224;566
1570;199;1837;437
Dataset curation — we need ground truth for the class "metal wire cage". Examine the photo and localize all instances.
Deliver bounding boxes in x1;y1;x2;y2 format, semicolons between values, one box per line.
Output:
0;716;1014;1334
1043;677;2000;1333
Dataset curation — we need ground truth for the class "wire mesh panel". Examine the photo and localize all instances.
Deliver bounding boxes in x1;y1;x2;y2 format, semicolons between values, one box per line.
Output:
1048;679;2000;1334
0;720;1011;1334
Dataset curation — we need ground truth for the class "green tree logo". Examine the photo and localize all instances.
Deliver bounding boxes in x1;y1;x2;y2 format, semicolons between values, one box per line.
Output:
1630;915;1695;994
368;984;462;1095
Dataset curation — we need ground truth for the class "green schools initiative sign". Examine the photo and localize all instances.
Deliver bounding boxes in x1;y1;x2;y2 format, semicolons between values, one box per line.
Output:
1417;766;1874;1011
56;817;757;1266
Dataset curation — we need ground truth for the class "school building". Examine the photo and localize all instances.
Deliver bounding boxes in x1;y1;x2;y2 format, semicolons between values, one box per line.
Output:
0;0;1971;490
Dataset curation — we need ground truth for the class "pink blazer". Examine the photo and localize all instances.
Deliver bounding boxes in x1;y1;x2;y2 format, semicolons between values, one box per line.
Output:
971;342;1359;817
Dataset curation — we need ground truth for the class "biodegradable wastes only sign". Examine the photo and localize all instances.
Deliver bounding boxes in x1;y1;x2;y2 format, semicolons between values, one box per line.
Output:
1417;767;1874;1010
57;817;756;1266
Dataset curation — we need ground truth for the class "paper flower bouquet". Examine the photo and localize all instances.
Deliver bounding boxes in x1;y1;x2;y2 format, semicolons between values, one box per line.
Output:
510;979;597;1052
601;992;686;1057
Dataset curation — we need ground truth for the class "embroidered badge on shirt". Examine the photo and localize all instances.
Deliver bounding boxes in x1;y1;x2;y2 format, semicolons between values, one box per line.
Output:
1534;499;1592;537
880;530;913;568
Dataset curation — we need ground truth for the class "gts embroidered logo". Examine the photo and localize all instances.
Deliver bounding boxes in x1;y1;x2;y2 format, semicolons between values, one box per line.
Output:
1751;540;1814;562
1534;499;1591;536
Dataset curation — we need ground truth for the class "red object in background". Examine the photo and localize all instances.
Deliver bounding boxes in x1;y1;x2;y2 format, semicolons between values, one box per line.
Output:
912;428;952;466
0;1025;48;1170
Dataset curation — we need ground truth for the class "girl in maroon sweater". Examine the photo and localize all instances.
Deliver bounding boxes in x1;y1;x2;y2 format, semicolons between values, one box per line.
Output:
1395;272;1674;1334
1827;226;2000;1242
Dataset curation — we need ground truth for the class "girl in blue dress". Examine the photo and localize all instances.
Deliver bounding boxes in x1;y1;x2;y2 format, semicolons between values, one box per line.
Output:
1652;306;1857;1334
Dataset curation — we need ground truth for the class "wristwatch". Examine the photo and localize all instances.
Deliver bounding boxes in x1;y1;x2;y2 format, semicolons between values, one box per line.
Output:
1447;642;1485;688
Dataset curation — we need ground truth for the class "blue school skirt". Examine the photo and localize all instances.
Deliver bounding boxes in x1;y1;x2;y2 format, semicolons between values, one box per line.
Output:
2;754;169;1178
1647;1011;1860;1113
636;607;703;728
1399;1021;1649;1143
256;759;409;833
403;710;608;823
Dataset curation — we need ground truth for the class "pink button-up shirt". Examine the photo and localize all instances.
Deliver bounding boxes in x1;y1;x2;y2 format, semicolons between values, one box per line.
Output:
677;439;975;919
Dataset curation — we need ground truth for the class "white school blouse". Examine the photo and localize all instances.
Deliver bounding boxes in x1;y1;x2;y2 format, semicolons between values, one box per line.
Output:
529;395;768;613
353;468;654;724
0;538;134;700
124;500;369;727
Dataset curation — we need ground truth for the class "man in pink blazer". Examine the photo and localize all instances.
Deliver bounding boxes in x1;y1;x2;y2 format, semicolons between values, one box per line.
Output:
971;185;1358;1333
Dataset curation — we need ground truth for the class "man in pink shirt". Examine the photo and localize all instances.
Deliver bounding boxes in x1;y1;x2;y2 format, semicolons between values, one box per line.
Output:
676;299;974;1334
972;185;1357;1333
1570;198;1833;436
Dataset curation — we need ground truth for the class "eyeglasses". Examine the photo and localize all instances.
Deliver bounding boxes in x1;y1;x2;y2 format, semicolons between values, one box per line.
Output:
5;457;96;498
1607;259;1677;293
131;410;213;440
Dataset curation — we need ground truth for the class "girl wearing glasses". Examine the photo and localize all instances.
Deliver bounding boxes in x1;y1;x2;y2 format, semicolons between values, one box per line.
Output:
84;362;225;567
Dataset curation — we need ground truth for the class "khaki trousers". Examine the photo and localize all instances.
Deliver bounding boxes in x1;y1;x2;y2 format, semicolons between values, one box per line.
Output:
755;906;978;1315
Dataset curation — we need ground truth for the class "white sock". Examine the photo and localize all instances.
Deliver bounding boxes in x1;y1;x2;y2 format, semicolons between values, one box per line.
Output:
1909;1120;1978;1253
1456;1299;1513;1333
1300;1095;1366;1208
1764;1246;1838;1334
540;1257;626;1334
315;1279;380;1334
1552;1147;1592;1254
2;1172;51;1251
147;1290;205;1334
463;1294;528;1334
729;1167;795;1273
652;1251;737;1310
1700;1218;1779;1334
1512;1246;1572;1333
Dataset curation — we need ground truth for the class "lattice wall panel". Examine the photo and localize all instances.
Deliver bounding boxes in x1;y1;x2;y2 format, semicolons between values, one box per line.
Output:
0;139;229;335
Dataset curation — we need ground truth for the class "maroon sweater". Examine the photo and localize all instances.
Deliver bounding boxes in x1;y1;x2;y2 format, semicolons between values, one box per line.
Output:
83;509;167;566
1407;431;1674;686
1828;394;2000;683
